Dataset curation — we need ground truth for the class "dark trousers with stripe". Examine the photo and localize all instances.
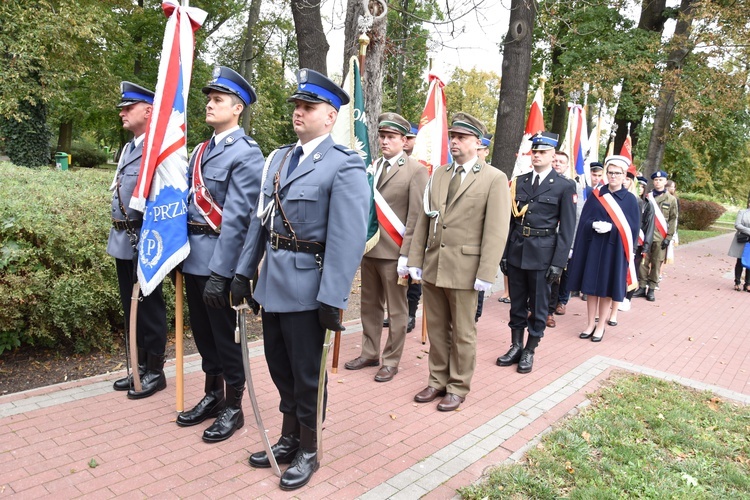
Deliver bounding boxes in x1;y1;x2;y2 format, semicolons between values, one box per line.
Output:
507;263;550;337
115;258;167;355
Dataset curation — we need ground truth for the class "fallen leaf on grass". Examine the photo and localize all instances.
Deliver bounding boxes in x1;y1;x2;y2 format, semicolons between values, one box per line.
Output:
657;413;665;420
681;473;698;487
581;431;591;443
565;461;575;474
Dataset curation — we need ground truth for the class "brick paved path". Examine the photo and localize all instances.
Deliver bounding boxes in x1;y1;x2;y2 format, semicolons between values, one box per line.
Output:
2;233;749;498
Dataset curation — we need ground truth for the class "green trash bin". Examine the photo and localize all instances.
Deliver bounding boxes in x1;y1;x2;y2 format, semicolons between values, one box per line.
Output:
55;152;69;171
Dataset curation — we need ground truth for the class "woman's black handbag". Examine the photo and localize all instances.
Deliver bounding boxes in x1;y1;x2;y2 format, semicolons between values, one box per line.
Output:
738;232;750;244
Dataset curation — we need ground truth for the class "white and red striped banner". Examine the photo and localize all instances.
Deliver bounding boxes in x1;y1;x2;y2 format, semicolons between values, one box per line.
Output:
594;187;638;291
647;192;669;239
412;71;451;175
512;84;545;179
130;0;206;296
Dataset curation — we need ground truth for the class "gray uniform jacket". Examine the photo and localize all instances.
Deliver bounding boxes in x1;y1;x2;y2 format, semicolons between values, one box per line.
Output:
236;135;370;312
107;140;144;260
182;129;264;277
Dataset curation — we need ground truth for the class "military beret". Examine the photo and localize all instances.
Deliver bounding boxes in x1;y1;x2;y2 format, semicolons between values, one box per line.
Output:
202;66;257;106
117;81;154;108
651;170;668;179
448;112;487;138
530;131;559;151
378;112;410;135
287;68;350;111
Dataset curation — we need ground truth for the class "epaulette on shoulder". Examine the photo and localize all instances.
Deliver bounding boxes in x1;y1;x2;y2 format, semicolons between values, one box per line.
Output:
279;142;295;150
243;136;258;147
333;144;357;156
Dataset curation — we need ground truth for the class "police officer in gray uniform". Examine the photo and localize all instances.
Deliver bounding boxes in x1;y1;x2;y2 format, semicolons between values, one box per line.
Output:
175;67;264;443
108;82;168;400
231;69;369;490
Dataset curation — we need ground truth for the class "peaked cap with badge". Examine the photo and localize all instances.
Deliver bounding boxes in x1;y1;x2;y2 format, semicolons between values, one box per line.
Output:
202;66;257;106
406;122;419;138
529;131;559;151
378;112;410;135
448;112;487;138
117;82;155;108
287;68;350;111
651;170;668;179
479;133;493;149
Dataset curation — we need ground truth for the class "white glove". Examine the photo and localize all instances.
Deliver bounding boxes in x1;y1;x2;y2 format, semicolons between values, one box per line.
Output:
474;278;492;293
568;248;574;259
592;221;613;234
408;267;422;281
397;256;409;278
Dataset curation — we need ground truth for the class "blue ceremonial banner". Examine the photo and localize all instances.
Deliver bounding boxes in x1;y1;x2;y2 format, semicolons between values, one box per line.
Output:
131;0;206;296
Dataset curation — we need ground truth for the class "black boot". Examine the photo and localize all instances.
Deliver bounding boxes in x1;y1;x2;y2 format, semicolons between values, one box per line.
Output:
249;414;300;468
407;300;418;333
279;425;319;491
127;352;166;399
497;330;525;366
407;316;416;333
517;335;540;374
646;288;656;301
176;374;225;427
632;287;647;298
202;383;244;442
114;348;146;391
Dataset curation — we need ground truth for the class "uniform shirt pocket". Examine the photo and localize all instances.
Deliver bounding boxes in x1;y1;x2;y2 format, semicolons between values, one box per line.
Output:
538;195;559;205
461;245;481;255
285;185;320;223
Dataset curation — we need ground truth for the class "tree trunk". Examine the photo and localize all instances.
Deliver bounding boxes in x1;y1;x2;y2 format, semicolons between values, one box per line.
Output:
642;0;694;178
57;121;73;154
239;0;263;133
343;0;388;154
548;45;567;139
492;0;537;177
291;0;329;74
611;0;668;154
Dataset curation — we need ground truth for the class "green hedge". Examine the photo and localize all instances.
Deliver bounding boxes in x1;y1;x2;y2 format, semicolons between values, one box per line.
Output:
0;162;180;354
678;198;726;231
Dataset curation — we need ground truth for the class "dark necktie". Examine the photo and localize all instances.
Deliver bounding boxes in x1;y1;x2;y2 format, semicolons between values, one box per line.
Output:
447;165;464;203
206;136;216;154
129;140;136;154
377;159;389;189
287;146;303;178
532;174;540;193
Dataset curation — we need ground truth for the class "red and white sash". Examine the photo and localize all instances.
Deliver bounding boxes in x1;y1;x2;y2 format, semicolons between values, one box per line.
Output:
373;158;406;247
594;187;637;290
647;192;668;239
191;140;223;231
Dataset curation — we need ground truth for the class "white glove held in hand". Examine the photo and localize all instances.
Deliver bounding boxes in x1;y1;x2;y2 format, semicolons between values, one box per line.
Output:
474;278;492;293
397;256;409;277
592;221;613;234
408;267;422;281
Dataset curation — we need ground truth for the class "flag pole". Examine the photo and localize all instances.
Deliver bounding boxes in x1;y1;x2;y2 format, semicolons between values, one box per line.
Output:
175;271;184;412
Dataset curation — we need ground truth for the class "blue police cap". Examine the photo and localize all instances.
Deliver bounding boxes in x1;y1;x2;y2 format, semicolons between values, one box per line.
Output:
202;66;257;106
637;176;648;185
651;170;668;179
117;81;154;108
287;69;350;111
406;122;418;138
529;131;559;151
479;133;493;149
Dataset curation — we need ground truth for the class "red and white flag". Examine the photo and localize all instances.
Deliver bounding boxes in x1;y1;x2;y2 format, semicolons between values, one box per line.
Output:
620;124;633;162
129;0;206;296
511;83;545;179
412;71;451;174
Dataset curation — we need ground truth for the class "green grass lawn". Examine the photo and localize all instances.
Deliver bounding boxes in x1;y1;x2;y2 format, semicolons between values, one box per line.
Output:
460;373;750;499
679;229;730;244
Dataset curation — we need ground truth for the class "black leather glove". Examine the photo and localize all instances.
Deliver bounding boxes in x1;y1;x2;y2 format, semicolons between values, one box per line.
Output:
545;265;563;284
203;272;230;309
661;238;670;250
500;259;508;275
318;303;345;332
230;274;253;308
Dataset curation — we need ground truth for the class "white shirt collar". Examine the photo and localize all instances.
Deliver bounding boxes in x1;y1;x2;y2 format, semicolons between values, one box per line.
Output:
211;125;241;147
296;134;330;163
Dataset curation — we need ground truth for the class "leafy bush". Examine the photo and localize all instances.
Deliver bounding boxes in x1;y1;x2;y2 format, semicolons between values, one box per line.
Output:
678;198;726;230
71;140;108;168
0;162;183;354
0;101;51;168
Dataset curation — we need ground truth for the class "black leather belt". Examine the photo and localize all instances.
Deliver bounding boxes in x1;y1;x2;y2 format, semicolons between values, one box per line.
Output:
188;223;220;235
518;226;554;237
270;231;325;254
112;219;142;231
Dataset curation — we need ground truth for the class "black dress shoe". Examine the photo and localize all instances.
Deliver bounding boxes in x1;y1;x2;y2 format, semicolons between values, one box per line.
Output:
591;329;605;342
279;449;319;490
383;318;390;328
646;289;656;301
632;287;647;298
579;330;594;339
497;330;524;366
607;320;618;326
407;316;416;333
114;348;146;391
517;349;535;373
127;352;166;399
249;434;300;468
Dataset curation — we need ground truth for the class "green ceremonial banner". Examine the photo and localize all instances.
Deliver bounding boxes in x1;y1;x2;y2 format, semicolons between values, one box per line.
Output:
333;56;379;253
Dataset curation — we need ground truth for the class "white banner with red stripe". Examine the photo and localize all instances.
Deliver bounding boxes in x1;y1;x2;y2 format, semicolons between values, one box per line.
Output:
647;192;669;239
372;159;405;247
190;140;223;231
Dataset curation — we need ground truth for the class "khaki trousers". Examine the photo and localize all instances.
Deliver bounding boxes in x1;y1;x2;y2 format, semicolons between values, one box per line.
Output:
639;238;667;289
422;281;478;397
359;256;408;367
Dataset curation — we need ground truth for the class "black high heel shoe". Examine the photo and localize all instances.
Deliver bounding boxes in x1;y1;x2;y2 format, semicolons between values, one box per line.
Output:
591;329;605;342
579;328;595;339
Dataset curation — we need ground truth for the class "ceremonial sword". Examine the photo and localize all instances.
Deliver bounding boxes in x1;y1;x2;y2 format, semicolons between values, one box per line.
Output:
234;301;281;477
316;327;333;462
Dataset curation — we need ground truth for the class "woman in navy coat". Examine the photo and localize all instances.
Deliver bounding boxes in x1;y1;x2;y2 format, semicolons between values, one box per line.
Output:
567;155;640;342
